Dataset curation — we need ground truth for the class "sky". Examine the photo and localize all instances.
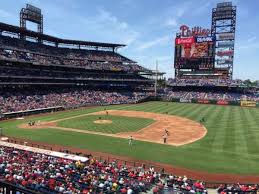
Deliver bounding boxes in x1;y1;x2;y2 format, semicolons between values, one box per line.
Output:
0;0;258;80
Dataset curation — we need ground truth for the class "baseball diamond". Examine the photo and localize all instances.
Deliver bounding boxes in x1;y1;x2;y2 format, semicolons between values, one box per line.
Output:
1;101;259;176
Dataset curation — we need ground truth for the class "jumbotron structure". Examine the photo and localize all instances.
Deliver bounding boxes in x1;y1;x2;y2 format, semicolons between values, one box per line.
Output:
174;1;236;79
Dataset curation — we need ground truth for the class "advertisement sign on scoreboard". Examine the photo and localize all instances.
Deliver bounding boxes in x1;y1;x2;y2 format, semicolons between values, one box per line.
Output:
217;59;233;64
217;50;234;56
218;33;235;40
175;37;195;45
196;36;215;43
218;41;234;47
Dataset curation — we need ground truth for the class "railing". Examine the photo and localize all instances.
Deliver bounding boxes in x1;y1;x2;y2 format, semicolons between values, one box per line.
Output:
0;180;40;194
1;106;64;120
7;138;53;151
6;137;163;172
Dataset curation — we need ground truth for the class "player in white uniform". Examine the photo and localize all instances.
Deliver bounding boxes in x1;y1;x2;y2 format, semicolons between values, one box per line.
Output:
128;136;133;146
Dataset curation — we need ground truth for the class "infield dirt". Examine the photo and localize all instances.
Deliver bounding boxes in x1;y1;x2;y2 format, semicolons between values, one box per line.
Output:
19;110;207;146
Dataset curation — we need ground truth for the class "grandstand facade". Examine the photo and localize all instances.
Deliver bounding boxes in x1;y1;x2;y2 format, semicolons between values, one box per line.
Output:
0;4;165;120
0;20;155;89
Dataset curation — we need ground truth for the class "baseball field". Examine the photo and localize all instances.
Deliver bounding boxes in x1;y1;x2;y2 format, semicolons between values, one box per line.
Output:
1;101;259;178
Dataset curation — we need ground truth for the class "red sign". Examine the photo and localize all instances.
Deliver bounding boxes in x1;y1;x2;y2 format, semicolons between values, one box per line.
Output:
180;25;211;37
217;50;234;56
217;100;229;105
175;37;194;45
198;99;209;104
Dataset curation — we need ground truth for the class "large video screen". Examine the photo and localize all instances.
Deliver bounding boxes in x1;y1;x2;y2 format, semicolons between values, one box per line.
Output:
181;42;209;58
174;35;215;70
175;36;214;58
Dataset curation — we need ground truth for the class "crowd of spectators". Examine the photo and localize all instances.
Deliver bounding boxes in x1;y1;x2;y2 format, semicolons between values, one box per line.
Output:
0;35;150;73
167;79;245;87
0;146;208;194
0;89;149;113
216;184;258;194
166;90;259;102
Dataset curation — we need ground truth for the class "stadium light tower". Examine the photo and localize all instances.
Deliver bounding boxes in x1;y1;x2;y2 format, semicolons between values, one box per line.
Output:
20;4;43;42
211;2;236;79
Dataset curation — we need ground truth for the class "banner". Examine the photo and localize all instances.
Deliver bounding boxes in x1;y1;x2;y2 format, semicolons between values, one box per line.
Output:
217;59;233;64
218;41;234;47
218;33;235;40
196;36;215;43
217;50;234;57
217;2;232;7
180;98;191;103
240;101;256;107
197;99;209;104
175;37;194;45
217;100;229;105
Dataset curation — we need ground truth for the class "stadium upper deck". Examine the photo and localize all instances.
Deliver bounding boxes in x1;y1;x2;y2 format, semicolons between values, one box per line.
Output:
0;15;159;88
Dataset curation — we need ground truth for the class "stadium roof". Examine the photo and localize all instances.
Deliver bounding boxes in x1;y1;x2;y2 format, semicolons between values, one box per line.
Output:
0;22;126;50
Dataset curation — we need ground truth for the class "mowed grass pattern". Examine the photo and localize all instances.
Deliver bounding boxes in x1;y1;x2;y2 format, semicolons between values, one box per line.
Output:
1;102;259;174
57;115;155;134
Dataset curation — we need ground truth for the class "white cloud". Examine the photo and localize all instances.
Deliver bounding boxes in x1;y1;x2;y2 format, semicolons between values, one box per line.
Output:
236;37;259;51
164;18;178;27
247;36;256;43
162;1;193;29
136;36;170;51
192;1;211;15
79;8;140;45
176;9;185;18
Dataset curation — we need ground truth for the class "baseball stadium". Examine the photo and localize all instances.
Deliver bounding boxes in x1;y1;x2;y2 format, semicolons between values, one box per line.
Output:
0;1;259;194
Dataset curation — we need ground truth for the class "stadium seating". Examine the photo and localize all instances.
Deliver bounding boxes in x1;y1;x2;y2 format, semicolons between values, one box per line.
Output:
0;89;149;113
167;78;245;87
165;91;259;102
0;145;209;194
216;183;258;194
0;36;149;73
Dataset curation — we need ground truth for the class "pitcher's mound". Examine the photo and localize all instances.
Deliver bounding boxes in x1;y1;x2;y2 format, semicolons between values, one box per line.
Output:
94;120;112;124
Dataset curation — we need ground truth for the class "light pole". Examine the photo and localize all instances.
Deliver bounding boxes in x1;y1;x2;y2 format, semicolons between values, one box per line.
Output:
154;61;158;98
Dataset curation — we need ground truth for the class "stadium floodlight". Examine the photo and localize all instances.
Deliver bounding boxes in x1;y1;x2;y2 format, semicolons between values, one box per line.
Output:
20;4;43;42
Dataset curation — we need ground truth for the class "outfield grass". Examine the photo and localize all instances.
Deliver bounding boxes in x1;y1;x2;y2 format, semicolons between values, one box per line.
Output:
57;115;155;134
1;102;259;175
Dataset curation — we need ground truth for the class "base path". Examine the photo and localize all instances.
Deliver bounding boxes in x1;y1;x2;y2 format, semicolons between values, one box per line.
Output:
19;110;207;146
91;110;207;146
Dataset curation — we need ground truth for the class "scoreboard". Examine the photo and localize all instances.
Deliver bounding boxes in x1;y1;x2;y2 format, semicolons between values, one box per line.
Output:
174;25;216;78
